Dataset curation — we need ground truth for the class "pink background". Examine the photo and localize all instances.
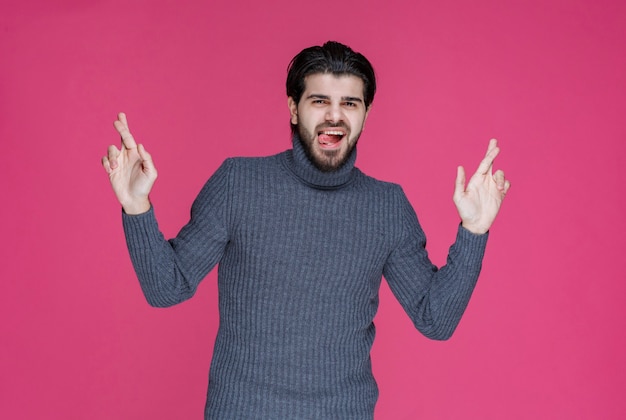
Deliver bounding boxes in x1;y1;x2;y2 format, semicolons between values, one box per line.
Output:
1;0;625;418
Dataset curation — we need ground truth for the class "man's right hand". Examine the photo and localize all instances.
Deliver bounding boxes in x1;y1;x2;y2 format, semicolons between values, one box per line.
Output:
102;112;157;215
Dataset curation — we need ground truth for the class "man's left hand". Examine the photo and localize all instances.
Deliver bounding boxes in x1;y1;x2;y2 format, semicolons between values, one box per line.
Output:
454;139;511;234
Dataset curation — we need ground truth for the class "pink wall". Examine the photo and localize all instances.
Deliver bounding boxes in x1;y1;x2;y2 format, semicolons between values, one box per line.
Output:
1;0;625;418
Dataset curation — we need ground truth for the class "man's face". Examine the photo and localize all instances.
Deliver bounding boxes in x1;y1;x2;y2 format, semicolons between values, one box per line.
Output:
288;73;370;172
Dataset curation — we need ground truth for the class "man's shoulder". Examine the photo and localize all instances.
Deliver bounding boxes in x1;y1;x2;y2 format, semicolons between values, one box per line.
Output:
220;150;287;172
355;169;405;195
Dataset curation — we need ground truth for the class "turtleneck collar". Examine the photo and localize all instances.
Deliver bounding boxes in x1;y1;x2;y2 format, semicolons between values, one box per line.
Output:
281;134;359;190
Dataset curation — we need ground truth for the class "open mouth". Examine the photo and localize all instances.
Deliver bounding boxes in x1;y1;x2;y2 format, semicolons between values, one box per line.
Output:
317;129;346;149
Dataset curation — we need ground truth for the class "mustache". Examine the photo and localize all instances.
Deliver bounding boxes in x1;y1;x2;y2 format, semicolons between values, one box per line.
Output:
315;122;349;131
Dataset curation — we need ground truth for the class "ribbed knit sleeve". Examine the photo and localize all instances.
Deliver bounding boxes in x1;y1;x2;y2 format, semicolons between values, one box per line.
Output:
382;186;488;340
122;159;232;307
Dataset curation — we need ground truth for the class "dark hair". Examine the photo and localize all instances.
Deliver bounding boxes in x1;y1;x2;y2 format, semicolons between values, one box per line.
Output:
286;41;376;108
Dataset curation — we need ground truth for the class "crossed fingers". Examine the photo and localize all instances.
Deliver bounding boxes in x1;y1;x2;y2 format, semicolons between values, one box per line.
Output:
113;112;137;151
476;139;510;197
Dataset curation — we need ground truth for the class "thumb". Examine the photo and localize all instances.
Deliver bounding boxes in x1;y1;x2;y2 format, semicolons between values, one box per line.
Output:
137;144;157;177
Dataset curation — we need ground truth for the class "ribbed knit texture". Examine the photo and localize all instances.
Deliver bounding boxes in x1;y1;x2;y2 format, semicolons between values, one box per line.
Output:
122;136;488;419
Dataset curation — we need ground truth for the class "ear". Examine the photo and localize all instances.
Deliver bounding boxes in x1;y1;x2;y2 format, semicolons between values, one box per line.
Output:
288;97;298;125
362;104;372;129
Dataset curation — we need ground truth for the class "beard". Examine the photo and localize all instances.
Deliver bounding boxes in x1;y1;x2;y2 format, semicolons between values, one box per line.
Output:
296;122;361;173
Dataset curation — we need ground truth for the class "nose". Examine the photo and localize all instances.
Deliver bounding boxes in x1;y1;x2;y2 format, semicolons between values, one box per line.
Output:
325;103;343;123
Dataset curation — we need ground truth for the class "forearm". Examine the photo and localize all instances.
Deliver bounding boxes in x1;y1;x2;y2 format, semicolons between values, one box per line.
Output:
122;208;199;307
385;225;488;340
421;226;488;339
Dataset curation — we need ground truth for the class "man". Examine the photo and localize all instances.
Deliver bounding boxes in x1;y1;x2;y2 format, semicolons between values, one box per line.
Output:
102;41;510;419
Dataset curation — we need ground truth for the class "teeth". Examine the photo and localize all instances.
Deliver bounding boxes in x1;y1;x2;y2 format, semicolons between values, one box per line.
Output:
321;130;344;136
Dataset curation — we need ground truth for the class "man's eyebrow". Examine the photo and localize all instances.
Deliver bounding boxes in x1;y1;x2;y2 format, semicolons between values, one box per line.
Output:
305;94;330;100
305;94;363;103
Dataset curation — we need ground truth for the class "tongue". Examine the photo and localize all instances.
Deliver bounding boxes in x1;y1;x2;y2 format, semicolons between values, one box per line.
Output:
319;134;341;145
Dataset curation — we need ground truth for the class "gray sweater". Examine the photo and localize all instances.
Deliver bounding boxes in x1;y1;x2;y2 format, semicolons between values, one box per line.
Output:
122;136;488;419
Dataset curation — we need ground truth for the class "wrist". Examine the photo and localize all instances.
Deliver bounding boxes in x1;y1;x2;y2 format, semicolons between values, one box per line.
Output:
461;221;489;235
122;198;151;215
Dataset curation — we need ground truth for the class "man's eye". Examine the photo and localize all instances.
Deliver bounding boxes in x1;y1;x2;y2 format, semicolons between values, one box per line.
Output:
344;102;356;107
